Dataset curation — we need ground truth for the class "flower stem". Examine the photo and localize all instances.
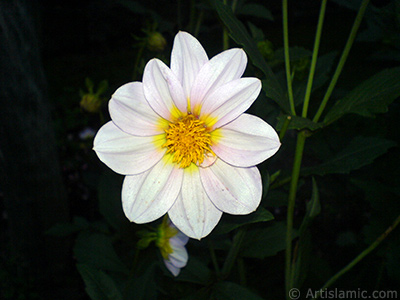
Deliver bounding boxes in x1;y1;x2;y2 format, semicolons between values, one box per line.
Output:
282;0;296;116
222;0;229;50
221;228;246;278
302;0;327;118
194;9;204;37
285;131;307;296
279;115;292;141
231;0;238;12
312;214;400;299
132;45;144;81
270;175;291;190
312;0;370;123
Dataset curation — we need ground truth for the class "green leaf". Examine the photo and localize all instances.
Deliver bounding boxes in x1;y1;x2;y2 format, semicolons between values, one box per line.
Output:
292;51;338;106
77;264;123;300
180;288;212;300
74;232;129;274
311;51;338;91
324;67;400;124
299;177;320;236
276;115;324;131
85;77;94;92
241;222;296;259
176;257;212;285
124;261;158;300
306;178;321;219
291;231;312;289
274;46;312;63
214;207;274;235
302;136;396;176
293;178;320;288
45;222;80;237
247;22;265;42
45;216;90;237
386;242;400;283
96;80;108;96
117;0;149;15
213;0;288;112
212;281;265;300
98;171;129;231
239;3;274;20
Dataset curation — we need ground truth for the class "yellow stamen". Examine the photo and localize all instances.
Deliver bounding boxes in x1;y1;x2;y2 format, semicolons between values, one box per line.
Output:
156;217;178;259
162;114;215;168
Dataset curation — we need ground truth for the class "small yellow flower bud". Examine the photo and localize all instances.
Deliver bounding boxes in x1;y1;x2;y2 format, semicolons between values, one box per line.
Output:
147;32;167;52
257;40;274;60
80;93;102;113
80;79;108;113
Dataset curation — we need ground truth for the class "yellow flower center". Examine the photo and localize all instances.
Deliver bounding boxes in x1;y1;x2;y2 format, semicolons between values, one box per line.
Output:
162;114;214;168
156;216;179;259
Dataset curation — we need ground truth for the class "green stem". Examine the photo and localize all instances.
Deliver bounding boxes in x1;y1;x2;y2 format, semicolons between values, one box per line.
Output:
302;0;327;118
313;214;400;299
132;45;144;81
312;0;370;123
222;0;229;50
223;27;229;50
189;0;196;33
279;115;292;141
177;0;182;29
231;0;238;12
285;131;307;296
194;9;204;37
221;228;246;278
270;175;291;190
282;0;296;116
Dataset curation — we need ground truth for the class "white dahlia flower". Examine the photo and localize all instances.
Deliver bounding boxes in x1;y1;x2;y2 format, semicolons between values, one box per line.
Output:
94;31;280;239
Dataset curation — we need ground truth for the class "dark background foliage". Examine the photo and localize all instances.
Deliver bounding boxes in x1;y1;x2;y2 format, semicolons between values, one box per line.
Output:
0;0;399;299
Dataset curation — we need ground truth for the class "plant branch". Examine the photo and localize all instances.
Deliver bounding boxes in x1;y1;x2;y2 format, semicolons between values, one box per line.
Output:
313;0;370;122
285;131;307;296
282;0;296;116
221;228;246;278
313;214;400;299
302;0;327;118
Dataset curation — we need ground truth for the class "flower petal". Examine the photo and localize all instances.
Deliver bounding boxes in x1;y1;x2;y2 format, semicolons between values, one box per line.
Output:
201;78;261;129
171;31;208;100
200;159;262;215
190;48;247;113
164;260;181;277
168;242;188;268
211;114;281;167
122;156;183;223
171;231;190;247
168;166;222;239
109;82;165;136
93;121;164;175
143;59;187;120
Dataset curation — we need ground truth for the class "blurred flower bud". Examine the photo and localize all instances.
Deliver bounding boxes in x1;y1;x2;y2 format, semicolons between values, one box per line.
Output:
80;79;108;113
156;216;188;277
257;40;274;60
80;94;102;113
137;230;157;249
147;32;167;52
293;57;310;81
